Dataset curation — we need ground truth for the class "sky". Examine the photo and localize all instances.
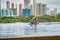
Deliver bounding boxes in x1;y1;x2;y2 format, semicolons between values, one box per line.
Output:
1;0;60;13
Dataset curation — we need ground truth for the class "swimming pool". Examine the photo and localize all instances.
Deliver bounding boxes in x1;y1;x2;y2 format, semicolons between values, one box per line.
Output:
0;22;60;38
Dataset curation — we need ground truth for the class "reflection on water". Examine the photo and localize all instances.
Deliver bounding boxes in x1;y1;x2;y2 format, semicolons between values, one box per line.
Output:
24;27;37;35
0;22;60;37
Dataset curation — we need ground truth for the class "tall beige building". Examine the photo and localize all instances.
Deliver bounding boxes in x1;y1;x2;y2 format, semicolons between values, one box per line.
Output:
36;3;42;16
19;4;22;17
33;0;47;16
33;0;43;16
33;0;37;16
30;5;33;15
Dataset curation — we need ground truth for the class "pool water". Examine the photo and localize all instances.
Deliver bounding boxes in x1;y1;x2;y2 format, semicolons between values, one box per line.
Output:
0;22;60;38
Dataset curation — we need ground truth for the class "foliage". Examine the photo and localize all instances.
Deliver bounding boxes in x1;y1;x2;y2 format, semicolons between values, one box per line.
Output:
0;14;60;23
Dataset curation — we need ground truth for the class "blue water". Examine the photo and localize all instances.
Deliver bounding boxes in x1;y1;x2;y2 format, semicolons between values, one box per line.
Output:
0;22;60;38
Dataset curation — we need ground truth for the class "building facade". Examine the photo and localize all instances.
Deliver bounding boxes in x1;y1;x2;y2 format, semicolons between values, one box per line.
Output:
51;8;57;16
0;0;1;14
33;0;36;16
24;0;30;8
54;8;57;15
9;8;17;16
42;4;47;16
51;11;55;16
9;2;17;16
0;9;13;17
36;3;42;16
19;4;22;17
6;1;10;9
33;0;47;16
46;7;51;16
30;5;33;15
22;8;30;17
11;3;14;9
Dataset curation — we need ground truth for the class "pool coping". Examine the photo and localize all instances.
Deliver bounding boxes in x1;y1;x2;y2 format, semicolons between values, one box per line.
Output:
0;34;60;39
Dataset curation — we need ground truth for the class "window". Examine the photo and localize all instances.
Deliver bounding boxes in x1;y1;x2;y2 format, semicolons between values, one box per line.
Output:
6;10;8;15
2;10;4;16
10;11;12;15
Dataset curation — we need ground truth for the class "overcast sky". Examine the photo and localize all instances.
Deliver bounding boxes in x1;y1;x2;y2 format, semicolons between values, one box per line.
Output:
1;0;60;13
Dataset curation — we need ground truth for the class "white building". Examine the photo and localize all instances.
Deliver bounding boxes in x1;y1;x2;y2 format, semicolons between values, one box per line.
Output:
19;4;22;17
51;11;55;16
36;3;42;16
0;0;1;14
42;4;47;16
51;8;57;16
54;8;57;15
33;0;37;16
33;0;47;16
46;7;51;16
24;0;30;8
30;5;33;15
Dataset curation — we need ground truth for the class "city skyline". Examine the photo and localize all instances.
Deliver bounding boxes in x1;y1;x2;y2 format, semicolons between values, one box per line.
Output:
1;0;60;13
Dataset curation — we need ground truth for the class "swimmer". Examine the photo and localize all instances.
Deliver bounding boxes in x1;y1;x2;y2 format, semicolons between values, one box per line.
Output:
30;16;39;30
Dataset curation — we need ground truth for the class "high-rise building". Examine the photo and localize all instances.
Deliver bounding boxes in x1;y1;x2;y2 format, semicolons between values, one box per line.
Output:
6;1;10;9
54;8;57;15
42;4;47;15
50;10;55;16
15;3;18;16
10;3;17;16
11;3;14;9
51;8;57;16
10;2;17;16
46;7;51;16
33;0;37;16
30;5;33;15
24;0;30;8
36;3;42;16
0;0;1;16
19;4;22;17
